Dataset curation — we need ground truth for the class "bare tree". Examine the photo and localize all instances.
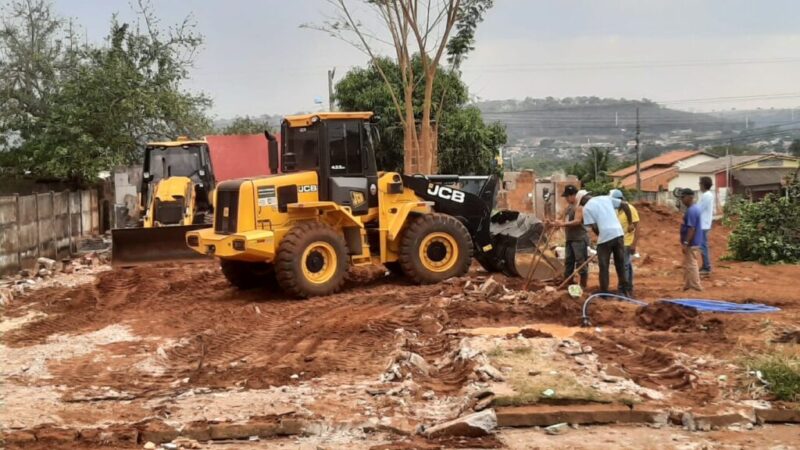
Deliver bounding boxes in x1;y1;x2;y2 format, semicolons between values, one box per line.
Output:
306;0;467;174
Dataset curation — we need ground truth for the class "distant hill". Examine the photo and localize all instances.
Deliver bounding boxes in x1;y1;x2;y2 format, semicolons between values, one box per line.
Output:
475;97;739;142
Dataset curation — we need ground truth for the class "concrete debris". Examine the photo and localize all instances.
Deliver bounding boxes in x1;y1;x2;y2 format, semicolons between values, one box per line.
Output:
479;277;504;297
476;364;506;382
422;390;435;400
36;257;56;271
545;422;569;435
423;409;497;438
143;442;156;450
473;395;494;411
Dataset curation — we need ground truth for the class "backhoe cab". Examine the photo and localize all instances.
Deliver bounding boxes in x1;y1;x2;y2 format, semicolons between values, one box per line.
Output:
187;112;544;298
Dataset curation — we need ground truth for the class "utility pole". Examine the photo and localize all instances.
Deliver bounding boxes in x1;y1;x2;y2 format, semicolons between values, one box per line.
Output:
327;68;336;111
635;107;641;192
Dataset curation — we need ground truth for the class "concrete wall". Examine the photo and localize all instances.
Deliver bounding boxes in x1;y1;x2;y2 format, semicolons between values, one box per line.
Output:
497;170;535;212
0;189;99;275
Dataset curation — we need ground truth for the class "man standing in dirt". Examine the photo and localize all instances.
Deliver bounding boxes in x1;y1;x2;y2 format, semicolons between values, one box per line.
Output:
610;189;640;294
680;188;704;291
554;186;589;288
581;192;633;297
698;177;714;276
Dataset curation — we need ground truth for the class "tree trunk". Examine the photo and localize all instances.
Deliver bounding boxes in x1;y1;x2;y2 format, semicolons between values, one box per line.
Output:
419;71;436;174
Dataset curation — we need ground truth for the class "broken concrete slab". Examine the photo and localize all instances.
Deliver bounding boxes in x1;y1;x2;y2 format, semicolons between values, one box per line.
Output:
496;404;667;428
545;422;569;435
424;409;497;438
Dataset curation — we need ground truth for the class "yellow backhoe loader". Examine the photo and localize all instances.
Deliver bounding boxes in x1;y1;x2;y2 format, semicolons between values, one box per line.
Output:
186;112;550;297
112;138;215;265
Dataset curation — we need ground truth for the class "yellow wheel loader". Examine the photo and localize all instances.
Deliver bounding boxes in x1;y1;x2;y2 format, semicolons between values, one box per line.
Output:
186;112;546;298
112;138;216;266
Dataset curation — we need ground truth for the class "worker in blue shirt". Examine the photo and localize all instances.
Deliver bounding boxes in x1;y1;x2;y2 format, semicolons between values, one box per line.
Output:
679;188;704;291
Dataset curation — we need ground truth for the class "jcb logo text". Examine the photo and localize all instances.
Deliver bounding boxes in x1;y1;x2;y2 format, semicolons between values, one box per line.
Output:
427;185;465;203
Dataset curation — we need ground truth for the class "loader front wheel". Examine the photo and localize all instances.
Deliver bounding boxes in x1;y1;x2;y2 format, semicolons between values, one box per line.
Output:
220;260;276;290
399;213;472;284
276;222;348;298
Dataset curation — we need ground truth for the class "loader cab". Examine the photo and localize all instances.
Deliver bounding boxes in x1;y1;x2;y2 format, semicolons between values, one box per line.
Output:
140;140;214;218
280;112;379;215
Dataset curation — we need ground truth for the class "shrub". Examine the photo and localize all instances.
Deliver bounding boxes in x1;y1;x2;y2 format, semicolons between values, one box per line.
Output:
726;181;800;264
744;352;800;401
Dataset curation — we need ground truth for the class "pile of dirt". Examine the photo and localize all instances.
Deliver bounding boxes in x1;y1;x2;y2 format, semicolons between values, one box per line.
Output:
635;301;699;331
513;328;553;339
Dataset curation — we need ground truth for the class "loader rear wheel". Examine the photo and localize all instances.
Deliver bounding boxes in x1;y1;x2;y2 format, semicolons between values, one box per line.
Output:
399;213;472;284
276;221;348;298
220;260;276;290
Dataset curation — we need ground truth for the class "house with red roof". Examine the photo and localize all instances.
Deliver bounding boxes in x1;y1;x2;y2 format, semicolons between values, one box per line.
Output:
610;150;717;192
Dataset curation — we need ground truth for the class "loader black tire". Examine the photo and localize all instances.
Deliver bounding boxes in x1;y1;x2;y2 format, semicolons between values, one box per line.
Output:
275;221;348;298
399;213;472;284
220;260;276;290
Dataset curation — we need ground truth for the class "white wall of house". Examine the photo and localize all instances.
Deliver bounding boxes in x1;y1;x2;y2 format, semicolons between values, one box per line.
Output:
668;154;718;191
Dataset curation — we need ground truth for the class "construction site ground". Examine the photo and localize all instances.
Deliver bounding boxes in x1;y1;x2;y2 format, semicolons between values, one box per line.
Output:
2;203;800;449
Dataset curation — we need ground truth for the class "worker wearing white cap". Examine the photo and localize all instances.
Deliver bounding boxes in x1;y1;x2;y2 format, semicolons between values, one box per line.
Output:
582;191;633;297
610;189;640;294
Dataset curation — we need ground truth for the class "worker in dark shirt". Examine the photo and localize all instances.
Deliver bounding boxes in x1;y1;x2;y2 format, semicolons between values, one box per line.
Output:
554;186;589;288
679;188;704;291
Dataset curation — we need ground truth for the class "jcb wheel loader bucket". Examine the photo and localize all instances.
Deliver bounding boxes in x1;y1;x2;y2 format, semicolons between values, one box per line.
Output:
111;224;211;267
477;211;562;280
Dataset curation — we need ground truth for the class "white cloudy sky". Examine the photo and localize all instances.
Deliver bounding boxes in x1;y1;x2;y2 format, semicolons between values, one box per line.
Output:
55;0;800;117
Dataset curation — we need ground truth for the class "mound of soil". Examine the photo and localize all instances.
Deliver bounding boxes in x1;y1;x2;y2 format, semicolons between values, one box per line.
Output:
512;328;554;339
635;301;699;331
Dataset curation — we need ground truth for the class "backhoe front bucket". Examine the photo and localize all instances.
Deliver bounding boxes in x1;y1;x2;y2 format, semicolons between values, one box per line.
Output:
111;224;211;267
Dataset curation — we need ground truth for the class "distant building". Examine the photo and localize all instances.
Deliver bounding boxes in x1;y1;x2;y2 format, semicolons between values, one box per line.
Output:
680;153;800;205
610;150;717;193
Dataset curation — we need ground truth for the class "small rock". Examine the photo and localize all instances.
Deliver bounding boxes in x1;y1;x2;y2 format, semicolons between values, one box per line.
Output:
682;412;696;431
476;364;506;382
143;442;156;450
541;388;556;398
424;409;497;438
745;422;753;430
718;375;728;382
544;286;556;293
473;395;494;411
38;268;51;278
528;370;541;376
290;374;299;380
162;444;178;450
545;423;569;435
37;257;56;270
422;390;435;400
479;277;503;297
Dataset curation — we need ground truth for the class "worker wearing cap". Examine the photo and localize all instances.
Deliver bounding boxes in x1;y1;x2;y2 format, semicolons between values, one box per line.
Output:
610;189;640;294
554;186;589;288
582;192;633;296
680;188;704;291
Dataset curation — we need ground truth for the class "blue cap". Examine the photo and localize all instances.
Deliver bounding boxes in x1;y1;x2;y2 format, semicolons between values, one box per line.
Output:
609;189;624;200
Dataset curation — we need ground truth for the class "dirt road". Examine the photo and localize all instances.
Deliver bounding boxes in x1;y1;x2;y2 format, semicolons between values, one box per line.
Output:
2;203;799;448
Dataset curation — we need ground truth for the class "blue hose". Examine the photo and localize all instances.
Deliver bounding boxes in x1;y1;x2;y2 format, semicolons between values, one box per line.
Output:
580;294;780;326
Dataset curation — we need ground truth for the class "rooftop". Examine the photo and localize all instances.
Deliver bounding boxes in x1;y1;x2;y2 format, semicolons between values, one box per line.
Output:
680;155;765;173
611;150;705;178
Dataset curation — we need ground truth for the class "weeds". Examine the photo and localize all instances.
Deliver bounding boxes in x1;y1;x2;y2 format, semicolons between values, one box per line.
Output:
743;351;800;401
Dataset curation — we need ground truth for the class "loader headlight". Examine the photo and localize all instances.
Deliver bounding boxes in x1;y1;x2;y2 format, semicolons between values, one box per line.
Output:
187;235;199;247
233;239;245;251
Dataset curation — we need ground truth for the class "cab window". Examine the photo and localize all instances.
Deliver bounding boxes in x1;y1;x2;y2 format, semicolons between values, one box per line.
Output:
329;121;363;176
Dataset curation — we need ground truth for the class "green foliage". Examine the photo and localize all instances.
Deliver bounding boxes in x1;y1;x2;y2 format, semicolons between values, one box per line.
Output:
745;352;800;401
219;116;273;135
706;145;753;157
726;181;800;264
438;107;505;175
446;0;494;68
335;56;505;174
0;0;211;183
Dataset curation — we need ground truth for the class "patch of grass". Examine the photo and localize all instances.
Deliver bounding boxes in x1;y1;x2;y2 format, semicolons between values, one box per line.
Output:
743;351;800;401
488;344;614;406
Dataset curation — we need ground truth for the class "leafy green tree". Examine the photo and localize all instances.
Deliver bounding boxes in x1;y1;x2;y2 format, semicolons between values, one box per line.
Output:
438;107;505;175
219;116;273;135
569;147;613;184
335;56;504;174
1;1;211;183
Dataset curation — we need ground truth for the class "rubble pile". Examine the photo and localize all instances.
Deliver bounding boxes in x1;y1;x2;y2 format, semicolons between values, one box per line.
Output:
0;251;110;306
